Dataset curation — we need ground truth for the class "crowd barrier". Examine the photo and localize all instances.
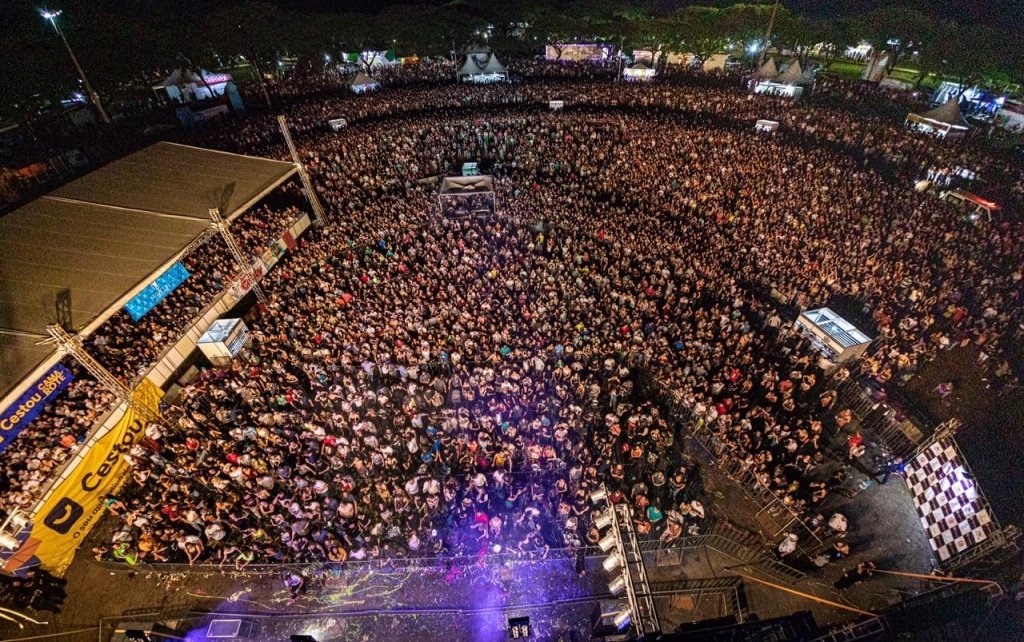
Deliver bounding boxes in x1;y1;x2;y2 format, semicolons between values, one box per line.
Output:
100;516;805;584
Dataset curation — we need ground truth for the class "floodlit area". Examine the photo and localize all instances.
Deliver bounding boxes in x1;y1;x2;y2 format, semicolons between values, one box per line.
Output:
1;2;1023;641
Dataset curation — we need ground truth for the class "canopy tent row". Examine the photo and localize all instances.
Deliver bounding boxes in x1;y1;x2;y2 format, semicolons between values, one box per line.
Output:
0;142;298;409
906;99;971;138
754;59;811;99
458;53;507;83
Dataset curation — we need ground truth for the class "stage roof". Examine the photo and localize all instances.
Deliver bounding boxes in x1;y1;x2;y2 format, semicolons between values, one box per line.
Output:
0;142;297;405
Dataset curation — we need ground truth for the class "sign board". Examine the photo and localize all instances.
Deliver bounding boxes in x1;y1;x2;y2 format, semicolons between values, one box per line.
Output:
329;118;348;131
6;379;163;575
0;364;74;453
124;262;190;321
549;100;565;111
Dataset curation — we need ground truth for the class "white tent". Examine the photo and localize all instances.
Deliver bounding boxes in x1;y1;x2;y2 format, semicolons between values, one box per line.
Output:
906;99;970;138
774;60;810;85
152;68;232;103
350;72;381;94
753;57;778;80
458;53;507;83
623;60;656;82
702;53;729;73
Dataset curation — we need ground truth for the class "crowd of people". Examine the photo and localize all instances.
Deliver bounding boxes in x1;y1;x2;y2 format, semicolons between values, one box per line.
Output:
0;200;307;516
1;61;1021;576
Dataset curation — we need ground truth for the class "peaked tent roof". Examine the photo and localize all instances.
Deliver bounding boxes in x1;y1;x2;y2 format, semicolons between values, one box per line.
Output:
458;53;489;76
481;53;506;75
629;60;654;71
914;99;971;128
754;57;778;80
153;68;203;88
775;60;809;85
351;72;379;87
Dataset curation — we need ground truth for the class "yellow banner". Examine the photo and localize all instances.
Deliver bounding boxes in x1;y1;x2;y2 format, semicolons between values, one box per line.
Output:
7;379;162;576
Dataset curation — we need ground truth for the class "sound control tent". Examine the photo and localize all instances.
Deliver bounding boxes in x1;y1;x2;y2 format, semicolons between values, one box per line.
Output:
438;176;496;218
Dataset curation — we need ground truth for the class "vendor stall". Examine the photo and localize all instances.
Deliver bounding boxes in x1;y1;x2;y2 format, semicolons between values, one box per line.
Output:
622;61;656;82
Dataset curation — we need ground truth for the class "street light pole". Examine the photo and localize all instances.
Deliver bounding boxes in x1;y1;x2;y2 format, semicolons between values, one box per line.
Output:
756;0;782;69
41;9;111;125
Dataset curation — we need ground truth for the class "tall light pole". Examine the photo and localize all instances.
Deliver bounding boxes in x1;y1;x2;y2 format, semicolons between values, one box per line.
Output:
756;0;782;69
41;9;111;124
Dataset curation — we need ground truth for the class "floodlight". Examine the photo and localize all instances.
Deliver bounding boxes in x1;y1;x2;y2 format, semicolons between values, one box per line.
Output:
589;488;608;504
602;554;623;573
598;533;617;553
613;609;631;630
594;511;613;531
608;575;627;596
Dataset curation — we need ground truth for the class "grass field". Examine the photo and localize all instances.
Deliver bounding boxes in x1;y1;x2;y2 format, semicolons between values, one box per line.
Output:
815;58;942;89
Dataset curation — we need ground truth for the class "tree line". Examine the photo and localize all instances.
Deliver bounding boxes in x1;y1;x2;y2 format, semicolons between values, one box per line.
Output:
0;0;1020;118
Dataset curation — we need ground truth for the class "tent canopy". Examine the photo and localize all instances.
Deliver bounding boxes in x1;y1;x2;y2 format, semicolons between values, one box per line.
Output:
440;175;495;195
754;57;778;80
0;142;297;405
775;60;810;85
913;99;971;129
459;53;506;77
152;68;226;89
351;72;379;88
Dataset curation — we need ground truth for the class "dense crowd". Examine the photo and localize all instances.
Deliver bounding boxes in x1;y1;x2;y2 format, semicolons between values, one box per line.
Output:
2;63;1021;574
0;201;306;515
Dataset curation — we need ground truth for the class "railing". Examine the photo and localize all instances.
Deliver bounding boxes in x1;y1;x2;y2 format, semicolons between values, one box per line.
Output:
662;391;824;549
100;517;804;584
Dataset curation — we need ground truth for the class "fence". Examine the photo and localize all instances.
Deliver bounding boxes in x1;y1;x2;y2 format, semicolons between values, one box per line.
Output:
101;516;804;585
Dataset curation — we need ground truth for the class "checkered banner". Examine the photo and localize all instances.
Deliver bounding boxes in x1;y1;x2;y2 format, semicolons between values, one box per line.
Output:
905;439;996;563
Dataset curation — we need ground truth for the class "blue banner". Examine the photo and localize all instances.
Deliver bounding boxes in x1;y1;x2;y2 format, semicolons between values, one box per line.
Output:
0;364;74;453
124;262;190;321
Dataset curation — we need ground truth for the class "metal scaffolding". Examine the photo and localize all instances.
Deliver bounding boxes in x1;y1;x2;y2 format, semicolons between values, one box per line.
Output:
44;324;162;426
277;115;328;227
593;485;661;638
209;208;267;304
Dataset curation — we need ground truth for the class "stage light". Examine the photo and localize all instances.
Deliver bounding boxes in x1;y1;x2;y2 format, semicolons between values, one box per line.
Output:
598;533;617;553
0;533;19;551
8;512;30;531
608;575;627;596
594;511;613;530
602;554;623;573
589;488;608;504
613;609;632;630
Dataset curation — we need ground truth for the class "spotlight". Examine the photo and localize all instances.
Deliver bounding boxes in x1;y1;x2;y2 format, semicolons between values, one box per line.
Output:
589;488;608;504
613;609;632;630
598;533;617;553
602;554;623;573
608;575;627;596
593;511;613;530
0;533;19;551
8;512;30;531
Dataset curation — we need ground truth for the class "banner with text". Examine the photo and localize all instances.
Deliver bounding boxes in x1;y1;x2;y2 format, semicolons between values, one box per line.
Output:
17;379;163;575
0;364;73;454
